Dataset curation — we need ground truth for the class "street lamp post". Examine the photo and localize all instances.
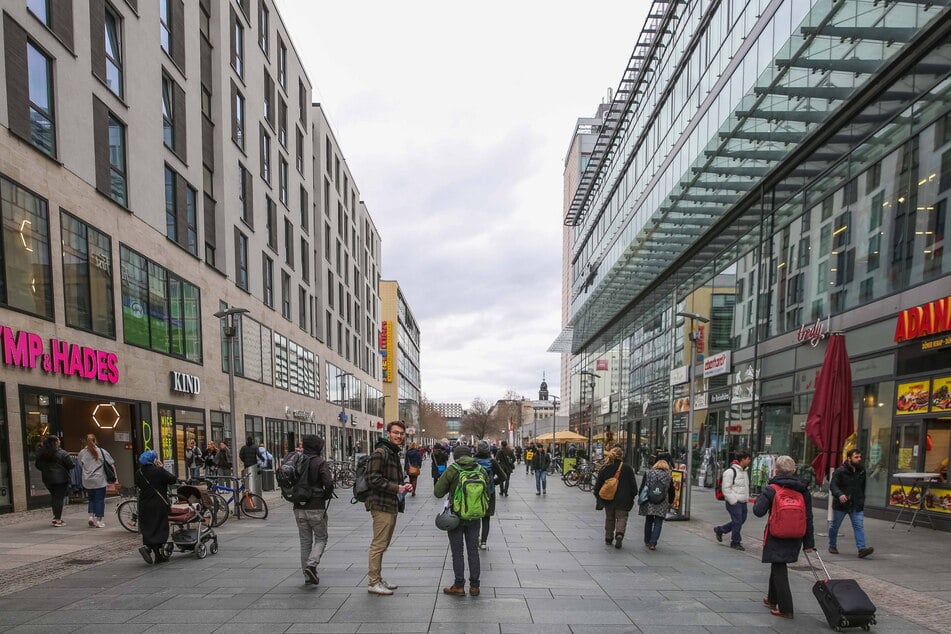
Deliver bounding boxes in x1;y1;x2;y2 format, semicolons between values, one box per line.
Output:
213;307;250;448
676;310;709;521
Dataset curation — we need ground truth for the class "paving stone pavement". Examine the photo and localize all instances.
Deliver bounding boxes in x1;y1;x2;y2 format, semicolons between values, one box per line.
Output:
0;462;948;633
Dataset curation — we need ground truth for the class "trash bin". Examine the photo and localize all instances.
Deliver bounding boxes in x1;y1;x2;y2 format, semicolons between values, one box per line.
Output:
261;468;275;492
245;464;263;496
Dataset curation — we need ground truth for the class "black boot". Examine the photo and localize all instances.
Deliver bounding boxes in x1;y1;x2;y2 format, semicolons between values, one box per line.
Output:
614;533;624;549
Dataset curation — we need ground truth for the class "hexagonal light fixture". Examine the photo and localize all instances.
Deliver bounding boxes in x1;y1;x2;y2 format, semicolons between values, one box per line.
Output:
92;402;121;429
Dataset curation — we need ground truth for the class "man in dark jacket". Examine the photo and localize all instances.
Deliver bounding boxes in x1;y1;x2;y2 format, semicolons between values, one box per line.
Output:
531;446;551;494
239;437;258;471
753;455;815;619
366;421;413;595
496;440;516;496
214;441;232;476
293;434;334;585
431;442;449;487
829;449;873;558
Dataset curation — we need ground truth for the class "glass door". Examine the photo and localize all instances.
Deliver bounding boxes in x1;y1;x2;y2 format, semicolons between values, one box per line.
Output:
21;389;57;508
174;423;206;479
892;421;922;474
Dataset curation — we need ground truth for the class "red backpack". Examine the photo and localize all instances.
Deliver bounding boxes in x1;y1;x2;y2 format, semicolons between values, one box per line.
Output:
766;484;807;539
714;465;738;501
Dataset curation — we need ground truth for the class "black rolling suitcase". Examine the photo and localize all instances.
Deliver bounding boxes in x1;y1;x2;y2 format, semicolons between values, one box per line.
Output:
804;550;876;632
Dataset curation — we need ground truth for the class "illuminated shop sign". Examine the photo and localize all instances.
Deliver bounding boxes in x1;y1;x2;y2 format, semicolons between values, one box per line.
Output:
380;320;394;383
894;296;951;343
797;316;830;347
0;325;119;384
703;351;731;378
170;371;201;395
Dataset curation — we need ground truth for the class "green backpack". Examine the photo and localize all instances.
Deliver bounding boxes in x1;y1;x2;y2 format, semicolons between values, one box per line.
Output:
451;464;490;520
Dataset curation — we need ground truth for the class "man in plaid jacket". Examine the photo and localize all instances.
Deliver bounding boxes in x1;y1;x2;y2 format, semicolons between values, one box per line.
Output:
365;420;413;595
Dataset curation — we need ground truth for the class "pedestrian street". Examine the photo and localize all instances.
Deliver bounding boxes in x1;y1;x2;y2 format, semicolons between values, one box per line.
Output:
0;465;944;633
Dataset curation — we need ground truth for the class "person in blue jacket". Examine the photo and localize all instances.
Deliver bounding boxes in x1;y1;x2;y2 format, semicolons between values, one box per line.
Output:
474;440;499;550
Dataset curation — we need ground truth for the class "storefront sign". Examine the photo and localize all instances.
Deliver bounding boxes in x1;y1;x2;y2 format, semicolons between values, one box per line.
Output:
595;359;609;371
669;365;688;386
889;484;951;514
710;389;731;406
159;410;174;466
896;380;930;415
797;316;830;347
169;371;201;395
693;393;707;410
703;351;731;378
894;296;951;343
285;406;314;421
673;397;690;413
0;326;119;384
380;321;394;383
932;377;951;412
731;363;759;404
696;325;705;353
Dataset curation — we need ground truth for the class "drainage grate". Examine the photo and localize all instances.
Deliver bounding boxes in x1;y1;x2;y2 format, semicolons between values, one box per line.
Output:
65;559;99;566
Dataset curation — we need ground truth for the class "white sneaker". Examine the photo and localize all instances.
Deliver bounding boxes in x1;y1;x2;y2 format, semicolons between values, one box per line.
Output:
88;517;96;527
479;542;487;550
381;579;398;590
367;582;394;595
95;521;106;528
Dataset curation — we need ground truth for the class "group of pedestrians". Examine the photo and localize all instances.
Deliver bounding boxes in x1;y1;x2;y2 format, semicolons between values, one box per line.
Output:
34;434;116;528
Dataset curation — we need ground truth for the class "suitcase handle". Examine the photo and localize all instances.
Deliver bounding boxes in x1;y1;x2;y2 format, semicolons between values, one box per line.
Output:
802;548;831;583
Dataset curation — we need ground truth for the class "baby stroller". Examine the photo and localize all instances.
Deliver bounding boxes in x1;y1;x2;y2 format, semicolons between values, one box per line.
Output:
161;484;218;559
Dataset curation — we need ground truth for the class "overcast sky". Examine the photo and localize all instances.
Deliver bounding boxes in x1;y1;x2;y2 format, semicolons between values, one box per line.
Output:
275;1;650;405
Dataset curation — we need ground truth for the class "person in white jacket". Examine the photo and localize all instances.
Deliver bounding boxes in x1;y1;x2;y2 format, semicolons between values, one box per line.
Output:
714;450;752;550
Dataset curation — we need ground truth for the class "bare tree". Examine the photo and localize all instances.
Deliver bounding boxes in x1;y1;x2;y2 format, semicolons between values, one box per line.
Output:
460;397;492;440
419;395;448;440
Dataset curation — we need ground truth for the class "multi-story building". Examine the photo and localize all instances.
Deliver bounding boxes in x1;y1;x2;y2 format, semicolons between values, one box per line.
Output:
0;0;382;512
433;402;462;441
563;0;951;525
379;280;421;430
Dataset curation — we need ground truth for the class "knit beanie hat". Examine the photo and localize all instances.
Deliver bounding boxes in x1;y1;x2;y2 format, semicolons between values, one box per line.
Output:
453;445;472;460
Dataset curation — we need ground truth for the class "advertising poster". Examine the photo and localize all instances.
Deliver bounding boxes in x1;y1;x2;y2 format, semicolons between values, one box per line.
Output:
898;448;915;470
563;457;577;475
896;380;930;415
889;484;951;514
671;468;684;514
932;376;951;412
159;410;175;474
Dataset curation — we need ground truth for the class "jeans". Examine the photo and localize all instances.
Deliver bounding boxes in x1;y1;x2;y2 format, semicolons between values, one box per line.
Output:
448;519;480;587
604;507;629;539
499;475;510;495
294;508;328;571
716;502;748;545
367;510;398;585
47;483;68;520
87;487;106;518
829;509;867;549
768;562;793;614
535;470;547;493
643;514;664;546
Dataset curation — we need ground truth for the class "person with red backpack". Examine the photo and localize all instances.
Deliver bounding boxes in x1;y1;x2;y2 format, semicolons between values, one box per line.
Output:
714;450;752;551
753;455;816;620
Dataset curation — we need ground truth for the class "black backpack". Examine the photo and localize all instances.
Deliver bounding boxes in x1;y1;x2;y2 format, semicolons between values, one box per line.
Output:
351;452;374;504
278;453;318;505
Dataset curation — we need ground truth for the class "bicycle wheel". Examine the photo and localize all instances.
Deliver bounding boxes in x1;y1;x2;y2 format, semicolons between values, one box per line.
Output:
116;499;139;532
209;492;230;527
240;492;268;519
563;470;580;487
577;472;594;492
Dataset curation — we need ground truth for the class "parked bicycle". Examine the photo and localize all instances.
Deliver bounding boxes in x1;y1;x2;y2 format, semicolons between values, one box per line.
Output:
329;460;356;487
206;473;269;520
116;486;139;532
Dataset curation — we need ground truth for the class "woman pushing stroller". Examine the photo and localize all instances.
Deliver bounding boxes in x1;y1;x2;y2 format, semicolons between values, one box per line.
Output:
135;450;177;564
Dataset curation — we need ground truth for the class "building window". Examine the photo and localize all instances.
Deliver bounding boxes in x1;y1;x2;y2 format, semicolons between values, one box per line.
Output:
103;5;122;97
278;99;287;148
262;253;273;308
277;39;287;89
324;222;331;260
258;1;269;54
27;0;49;25
298;286;306;330
298;79;307;124
120;245;202;362
867;234;880;272
260;126;271;182
296;128;304;173
233;86;245;149
61;211;114;336
327;271;334;308
27;43;56;157
107;114;127;206
284;217;293;267
162;74;175;149
159;0;171;54
279;157;288;205
238;163;252;226
300;237;309;282
281;270;291;319
263;71;273;125
235;229;249;290
164;166;198;256
0;175;53;317
299;186;309;232
266;197;277;250
232;12;243;77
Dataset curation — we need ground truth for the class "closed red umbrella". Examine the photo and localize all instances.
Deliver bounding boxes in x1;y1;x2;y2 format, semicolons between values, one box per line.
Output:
805;333;854;485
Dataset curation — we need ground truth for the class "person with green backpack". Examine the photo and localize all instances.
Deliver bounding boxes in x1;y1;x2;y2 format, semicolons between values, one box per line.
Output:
434;445;489;596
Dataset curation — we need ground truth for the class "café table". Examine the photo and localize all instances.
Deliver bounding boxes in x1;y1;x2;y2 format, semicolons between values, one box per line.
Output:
890;472;939;531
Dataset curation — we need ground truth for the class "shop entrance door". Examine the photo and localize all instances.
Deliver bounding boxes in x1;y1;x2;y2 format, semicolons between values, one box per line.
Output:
892;421;922;474
174;424;206;479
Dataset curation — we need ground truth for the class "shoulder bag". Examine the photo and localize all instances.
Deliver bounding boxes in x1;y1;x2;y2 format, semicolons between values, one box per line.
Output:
598;463;623;501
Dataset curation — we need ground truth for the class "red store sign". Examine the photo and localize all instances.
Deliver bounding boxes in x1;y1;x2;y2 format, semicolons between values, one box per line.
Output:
894;296;951;343
0;325;119;384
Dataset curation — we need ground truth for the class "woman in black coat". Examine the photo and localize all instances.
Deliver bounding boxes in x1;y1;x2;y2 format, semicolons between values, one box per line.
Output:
431;442;449;487
134;450;177;565
593;446;637;548
34;436;74;527
752;455;816;619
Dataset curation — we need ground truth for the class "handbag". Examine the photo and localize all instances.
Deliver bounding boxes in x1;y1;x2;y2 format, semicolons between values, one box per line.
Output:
408;464;420;476
598;464;623;501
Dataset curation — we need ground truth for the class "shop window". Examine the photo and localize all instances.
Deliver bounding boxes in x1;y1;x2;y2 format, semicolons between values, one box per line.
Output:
61;211;115;337
0;175;53;318
925;420;950;482
245;414;263;444
119;245;201;362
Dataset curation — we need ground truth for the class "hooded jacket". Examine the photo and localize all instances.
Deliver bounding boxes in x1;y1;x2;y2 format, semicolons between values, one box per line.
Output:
294;436;334;510
721;462;751;505
433;455;484;500
753;475;815;563
365;437;405;514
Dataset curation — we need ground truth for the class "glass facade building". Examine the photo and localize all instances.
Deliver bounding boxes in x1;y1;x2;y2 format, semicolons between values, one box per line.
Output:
564;0;951;523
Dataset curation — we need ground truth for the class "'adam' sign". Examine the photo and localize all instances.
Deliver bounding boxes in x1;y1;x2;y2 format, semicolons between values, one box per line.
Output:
894;296;951;343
